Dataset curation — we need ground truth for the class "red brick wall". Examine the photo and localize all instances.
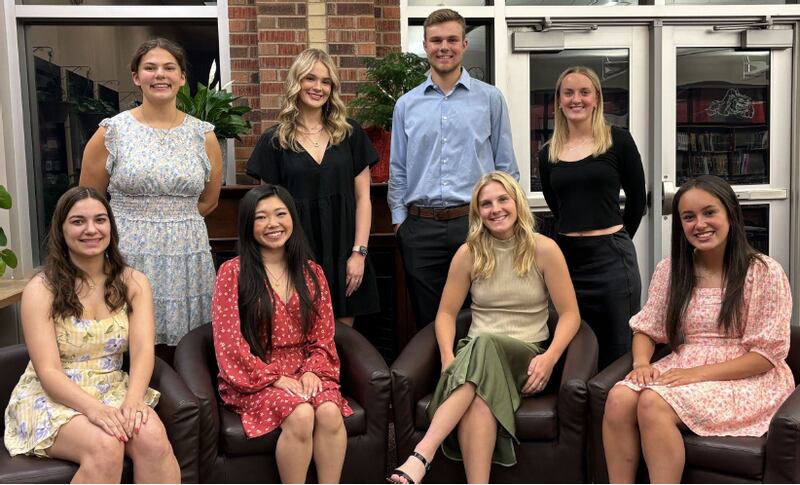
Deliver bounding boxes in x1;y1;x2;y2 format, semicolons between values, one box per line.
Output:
227;0;401;180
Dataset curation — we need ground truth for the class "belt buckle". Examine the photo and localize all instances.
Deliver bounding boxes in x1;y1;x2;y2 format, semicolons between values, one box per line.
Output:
433;208;447;221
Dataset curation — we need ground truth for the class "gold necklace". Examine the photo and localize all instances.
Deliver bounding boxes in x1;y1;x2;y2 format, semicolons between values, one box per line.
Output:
264;264;288;294
297;124;323;134
300;130;326;148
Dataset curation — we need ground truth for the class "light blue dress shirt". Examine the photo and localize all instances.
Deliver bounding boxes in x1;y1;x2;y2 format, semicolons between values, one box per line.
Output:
387;69;519;225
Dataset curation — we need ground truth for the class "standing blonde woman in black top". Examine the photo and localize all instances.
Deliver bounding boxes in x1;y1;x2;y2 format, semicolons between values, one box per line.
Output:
538;66;646;369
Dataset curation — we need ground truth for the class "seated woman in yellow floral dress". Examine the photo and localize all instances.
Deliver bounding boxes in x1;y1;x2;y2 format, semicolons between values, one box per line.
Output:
3;186;178;483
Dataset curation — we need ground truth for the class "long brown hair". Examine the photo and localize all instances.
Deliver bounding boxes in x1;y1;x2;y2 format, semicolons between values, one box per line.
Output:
665;175;761;348
43;187;132;321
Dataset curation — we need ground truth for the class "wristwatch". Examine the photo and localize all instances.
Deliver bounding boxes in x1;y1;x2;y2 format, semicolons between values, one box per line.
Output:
352;245;368;257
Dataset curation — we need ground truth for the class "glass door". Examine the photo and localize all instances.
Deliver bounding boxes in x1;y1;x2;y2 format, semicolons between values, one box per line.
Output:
658;26;792;268
507;26;651;293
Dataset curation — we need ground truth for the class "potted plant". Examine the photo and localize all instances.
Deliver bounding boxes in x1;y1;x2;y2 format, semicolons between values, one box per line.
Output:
0;185;18;276
177;60;253;183
349;52;428;183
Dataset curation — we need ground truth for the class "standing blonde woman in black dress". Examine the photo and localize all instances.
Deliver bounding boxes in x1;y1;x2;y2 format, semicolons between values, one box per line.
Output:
246;48;379;326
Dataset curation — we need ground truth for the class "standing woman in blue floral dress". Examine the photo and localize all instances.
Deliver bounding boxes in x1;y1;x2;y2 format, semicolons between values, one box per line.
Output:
80;38;222;357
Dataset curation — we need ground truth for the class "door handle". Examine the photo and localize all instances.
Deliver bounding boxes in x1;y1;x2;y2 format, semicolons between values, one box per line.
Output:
662;180;676;215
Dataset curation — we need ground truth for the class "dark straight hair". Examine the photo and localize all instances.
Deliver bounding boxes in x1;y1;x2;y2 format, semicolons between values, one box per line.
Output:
236;184;320;361
665;175;762;348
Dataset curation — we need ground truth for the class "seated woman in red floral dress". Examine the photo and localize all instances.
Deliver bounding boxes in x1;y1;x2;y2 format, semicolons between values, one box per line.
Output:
212;184;352;483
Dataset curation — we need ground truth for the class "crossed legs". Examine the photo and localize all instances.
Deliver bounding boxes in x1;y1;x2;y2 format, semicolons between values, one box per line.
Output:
390;382;497;484
603;386;686;484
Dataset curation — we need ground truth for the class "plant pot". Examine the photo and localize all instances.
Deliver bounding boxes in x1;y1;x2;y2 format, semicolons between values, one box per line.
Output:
365;126;390;183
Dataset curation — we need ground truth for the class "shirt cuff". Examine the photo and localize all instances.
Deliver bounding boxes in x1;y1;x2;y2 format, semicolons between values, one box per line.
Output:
391;207;408;225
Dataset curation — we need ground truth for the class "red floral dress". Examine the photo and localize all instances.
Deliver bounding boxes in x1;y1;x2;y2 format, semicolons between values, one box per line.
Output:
617;256;794;437
212;257;352;438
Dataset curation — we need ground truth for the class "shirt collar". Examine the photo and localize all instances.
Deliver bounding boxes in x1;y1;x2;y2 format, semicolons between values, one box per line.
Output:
423;67;472;94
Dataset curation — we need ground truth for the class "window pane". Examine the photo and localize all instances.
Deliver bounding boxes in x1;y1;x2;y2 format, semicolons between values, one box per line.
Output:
407;23;492;84
742;205;769;255
529;49;629;191
28;23;219;258
676;48;769;185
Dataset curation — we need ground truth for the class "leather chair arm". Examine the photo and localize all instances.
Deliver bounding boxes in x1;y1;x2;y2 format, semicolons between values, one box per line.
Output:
150;357;200;484
390;322;440;459
764;386;800;483
0;345;29;437
335;321;391;431
556;322;598;454
174;324;220;480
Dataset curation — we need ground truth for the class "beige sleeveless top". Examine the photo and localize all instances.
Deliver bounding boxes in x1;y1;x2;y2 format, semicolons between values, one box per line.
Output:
468;236;550;344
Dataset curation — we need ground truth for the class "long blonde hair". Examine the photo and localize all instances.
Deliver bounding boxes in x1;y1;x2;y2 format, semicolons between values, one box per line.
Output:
276;48;351;151
547;66;613;163
467;172;538;280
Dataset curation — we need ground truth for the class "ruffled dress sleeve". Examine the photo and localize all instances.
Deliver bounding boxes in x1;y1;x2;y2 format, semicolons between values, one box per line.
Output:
347;118;378;175
98;116;118;175
629;258;671;344
740;256;792;367
195;118;215;182
299;262;341;382
212;258;283;394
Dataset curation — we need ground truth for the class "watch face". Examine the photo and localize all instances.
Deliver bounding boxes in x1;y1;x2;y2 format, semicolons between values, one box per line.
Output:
359;246;368;256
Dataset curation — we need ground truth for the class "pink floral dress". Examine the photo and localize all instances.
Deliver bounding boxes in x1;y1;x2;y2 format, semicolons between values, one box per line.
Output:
616;256;794;436
212;257;352;438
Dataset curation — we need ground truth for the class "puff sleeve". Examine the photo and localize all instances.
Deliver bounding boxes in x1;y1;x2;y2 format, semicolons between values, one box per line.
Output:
629;258;671;344
299;262;341;382
740;256;792;367
212;258;282;394
99;117;118;175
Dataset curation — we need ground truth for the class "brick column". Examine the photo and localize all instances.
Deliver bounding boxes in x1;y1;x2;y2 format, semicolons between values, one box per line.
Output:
228;0;401;180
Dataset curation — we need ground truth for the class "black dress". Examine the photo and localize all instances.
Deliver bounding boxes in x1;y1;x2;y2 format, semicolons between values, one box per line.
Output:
246;119;380;318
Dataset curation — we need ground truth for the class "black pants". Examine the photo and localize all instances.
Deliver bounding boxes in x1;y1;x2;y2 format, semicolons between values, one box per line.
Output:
396;214;468;331
557;230;641;369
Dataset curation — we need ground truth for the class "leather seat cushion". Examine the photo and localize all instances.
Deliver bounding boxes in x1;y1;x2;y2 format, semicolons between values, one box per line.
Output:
415;393;558;441
221;396;366;456
684;433;766;480
0;450;134;483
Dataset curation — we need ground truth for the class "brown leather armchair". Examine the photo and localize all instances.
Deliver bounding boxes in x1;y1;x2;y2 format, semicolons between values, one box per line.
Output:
0;344;201;483
173;321;392;483
588;325;800;483
390;309;598;483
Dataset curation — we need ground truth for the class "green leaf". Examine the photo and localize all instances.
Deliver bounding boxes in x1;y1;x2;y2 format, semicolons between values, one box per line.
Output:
0;259;6;277
0;185;11;210
0;228;6;247
1;249;17;269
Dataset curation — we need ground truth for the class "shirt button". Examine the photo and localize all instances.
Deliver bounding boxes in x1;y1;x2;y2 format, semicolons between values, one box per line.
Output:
443;116;448;120
442;159;447;163
443;181;448;186
443;138;447;142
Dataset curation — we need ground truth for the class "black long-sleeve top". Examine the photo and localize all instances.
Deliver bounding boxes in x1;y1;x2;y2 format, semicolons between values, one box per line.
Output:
538;126;646;237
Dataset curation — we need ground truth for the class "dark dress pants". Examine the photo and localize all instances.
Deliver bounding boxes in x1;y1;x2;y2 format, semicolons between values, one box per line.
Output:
396;214;469;331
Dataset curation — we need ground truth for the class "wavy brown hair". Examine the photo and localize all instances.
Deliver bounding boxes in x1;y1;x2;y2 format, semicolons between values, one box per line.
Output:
665;175;762;348
44;186;131;321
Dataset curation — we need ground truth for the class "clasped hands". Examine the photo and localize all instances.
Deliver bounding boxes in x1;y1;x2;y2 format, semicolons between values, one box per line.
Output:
86;398;150;442
627;363;703;387
274;372;323;400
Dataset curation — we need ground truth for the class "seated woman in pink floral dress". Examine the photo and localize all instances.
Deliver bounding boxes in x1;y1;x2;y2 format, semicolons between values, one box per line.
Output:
212;184;352;484
602;175;794;483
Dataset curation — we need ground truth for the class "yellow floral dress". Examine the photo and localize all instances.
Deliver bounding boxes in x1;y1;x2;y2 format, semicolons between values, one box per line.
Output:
4;308;160;457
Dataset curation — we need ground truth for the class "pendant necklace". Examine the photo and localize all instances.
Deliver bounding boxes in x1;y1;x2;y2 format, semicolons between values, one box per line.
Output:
565;137;593;152
298;124;325;148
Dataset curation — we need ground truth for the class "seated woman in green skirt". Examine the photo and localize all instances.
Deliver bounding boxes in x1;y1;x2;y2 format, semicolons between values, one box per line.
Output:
388;171;581;484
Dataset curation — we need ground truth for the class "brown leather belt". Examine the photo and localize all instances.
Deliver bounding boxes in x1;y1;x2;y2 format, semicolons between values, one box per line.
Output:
408;204;469;221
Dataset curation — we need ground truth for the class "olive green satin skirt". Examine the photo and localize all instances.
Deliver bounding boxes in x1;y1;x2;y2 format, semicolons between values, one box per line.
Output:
426;333;544;467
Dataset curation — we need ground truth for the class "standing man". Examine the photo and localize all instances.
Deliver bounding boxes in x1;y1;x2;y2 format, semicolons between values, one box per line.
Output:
388;8;519;330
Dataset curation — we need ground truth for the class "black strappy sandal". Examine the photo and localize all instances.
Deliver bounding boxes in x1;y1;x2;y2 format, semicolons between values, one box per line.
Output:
386;451;431;484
